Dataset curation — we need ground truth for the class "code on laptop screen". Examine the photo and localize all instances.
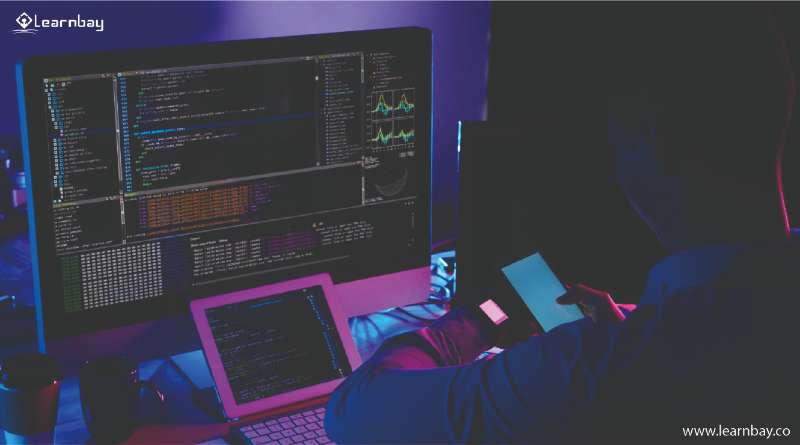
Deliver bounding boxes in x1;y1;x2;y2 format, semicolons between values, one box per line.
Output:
205;285;352;404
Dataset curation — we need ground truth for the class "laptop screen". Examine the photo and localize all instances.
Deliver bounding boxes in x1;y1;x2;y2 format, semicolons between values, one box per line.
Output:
205;285;353;404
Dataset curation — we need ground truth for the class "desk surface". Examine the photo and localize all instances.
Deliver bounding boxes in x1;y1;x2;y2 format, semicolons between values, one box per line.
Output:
50;303;446;445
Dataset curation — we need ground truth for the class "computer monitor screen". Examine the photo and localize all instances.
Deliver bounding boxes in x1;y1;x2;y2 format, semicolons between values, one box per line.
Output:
18;28;431;342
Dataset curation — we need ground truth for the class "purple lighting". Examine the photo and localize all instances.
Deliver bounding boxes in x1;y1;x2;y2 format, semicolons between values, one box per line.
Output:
0;1;490;240
212;1;491;239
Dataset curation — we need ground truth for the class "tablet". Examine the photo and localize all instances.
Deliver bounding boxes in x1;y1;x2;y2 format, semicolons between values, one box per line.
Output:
190;273;361;419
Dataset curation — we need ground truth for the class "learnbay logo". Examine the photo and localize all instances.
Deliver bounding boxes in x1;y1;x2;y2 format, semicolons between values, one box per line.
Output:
13;12;35;34
11;11;104;35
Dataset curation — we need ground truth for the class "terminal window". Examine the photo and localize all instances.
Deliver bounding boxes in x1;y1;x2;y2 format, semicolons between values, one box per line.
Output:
44;50;421;313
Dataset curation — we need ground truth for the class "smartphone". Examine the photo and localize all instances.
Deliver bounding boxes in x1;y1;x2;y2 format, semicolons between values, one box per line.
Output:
501;252;583;332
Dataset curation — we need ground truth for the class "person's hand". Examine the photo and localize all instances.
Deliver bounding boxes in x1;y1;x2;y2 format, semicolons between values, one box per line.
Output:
556;283;633;323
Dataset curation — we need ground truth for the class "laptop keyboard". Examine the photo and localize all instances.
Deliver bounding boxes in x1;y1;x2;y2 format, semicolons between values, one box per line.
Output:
237;406;332;445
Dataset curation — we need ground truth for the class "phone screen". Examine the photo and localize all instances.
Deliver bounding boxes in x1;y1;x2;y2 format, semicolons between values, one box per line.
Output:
501;253;584;332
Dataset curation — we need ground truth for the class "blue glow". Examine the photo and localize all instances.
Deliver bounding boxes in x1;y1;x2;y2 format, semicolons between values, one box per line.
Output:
16;61;46;353
457;120;462;153
456;120;462;174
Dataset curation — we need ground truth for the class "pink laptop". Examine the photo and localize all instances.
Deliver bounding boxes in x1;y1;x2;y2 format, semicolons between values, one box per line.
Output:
191;274;361;443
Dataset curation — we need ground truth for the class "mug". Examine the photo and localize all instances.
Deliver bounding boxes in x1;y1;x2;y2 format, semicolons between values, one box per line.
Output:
0;353;63;445
79;357;165;444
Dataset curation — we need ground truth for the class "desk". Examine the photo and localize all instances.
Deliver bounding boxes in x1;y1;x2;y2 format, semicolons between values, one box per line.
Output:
51;303;446;445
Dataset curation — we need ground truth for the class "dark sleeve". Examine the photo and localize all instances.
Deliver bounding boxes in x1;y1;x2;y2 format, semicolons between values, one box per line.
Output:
325;309;612;443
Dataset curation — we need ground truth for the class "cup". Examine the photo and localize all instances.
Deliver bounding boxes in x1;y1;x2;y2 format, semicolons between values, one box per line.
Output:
79;357;164;444
0;353;63;445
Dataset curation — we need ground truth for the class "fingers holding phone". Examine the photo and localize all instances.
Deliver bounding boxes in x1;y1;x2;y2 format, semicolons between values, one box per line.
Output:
556;283;628;323
474;253;633;350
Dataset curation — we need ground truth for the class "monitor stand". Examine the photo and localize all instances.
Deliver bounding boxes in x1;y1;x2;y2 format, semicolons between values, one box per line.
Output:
168;350;226;421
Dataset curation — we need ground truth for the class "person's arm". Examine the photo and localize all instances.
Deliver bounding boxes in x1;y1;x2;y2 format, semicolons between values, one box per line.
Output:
325;308;616;443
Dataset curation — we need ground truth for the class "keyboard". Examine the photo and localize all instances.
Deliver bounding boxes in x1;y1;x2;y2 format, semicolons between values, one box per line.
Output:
236;406;332;445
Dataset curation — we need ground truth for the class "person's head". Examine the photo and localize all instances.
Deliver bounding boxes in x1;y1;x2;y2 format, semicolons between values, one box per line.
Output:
607;6;796;251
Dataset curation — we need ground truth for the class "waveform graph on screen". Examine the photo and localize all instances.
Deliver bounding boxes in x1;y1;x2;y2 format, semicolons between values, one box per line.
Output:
392;89;415;116
367;87;416;157
370;120;394;147
395;118;415;144
368;118;415;152
370;93;394;119
369;88;416;120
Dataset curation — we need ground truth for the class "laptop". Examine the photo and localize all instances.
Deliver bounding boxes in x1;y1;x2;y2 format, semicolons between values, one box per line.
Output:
190;274;362;445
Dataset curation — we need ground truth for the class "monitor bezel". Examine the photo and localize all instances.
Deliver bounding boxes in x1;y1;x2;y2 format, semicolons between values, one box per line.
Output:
17;27;432;343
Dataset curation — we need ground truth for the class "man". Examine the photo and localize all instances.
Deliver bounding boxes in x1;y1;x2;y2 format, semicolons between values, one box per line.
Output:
325;7;798;443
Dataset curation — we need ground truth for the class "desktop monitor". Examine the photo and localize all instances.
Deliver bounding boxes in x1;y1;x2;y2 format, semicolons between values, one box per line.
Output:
17;27;431;354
